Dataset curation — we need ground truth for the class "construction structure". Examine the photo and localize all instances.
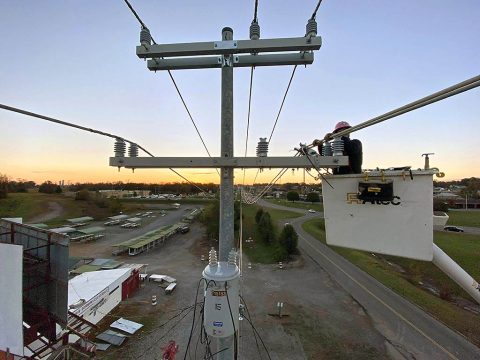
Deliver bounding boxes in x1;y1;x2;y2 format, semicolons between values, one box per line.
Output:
0;219;96;359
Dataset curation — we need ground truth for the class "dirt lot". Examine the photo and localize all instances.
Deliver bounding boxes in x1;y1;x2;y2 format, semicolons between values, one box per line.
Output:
74;218;391;359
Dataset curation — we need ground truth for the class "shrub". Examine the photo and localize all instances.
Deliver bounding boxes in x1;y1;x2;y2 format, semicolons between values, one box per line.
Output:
257;212;275;244
286;191;300;202
306;192;320;203
279;224;299;255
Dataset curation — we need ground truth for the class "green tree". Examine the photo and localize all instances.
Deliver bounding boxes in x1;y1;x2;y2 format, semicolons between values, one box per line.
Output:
279;224;299;255
200;201;220;240
0;174;8;199
0;174;9;199
39;181;57;194
433;200;449;213
255;208;264;224
257;212;274;244
286;191;300;202
306;192;320;203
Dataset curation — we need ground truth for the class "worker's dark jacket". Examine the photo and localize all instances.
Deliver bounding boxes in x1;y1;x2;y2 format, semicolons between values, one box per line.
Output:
318;136;363;175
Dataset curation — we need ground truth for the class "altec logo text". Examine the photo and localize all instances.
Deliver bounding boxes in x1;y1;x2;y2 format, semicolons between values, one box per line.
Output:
346;193;401;206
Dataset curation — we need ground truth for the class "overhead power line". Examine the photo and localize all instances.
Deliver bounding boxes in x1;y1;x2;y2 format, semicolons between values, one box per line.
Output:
334;74;480;138
123;0;215;165
310;0;323;20
244;67;255;158
268;65;298;143
253;0;259;22
0;103;208;193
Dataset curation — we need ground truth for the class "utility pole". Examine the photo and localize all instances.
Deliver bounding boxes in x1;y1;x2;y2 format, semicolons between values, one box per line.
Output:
112;23;347;360
220;27;235;263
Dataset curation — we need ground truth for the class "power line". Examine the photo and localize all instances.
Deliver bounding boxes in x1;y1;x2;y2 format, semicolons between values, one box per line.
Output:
240;295;272;360
267;65;298;143
0;103;137;149
310;0;323;20
166;71;214;159
123;0;150;34
122;0;216;169
244;67;255;158
333;74;480;138
0;103;208;193
253;0;259;22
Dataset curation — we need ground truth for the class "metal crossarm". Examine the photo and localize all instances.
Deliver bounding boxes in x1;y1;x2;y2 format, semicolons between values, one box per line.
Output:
137;36;321;58
147;53;314;71
110;156;348;169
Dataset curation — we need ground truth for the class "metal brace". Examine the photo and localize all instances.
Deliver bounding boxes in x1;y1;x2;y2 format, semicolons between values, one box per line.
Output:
220;54;239;67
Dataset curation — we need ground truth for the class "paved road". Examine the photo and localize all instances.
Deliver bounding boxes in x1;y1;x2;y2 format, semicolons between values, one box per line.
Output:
258;199;480;360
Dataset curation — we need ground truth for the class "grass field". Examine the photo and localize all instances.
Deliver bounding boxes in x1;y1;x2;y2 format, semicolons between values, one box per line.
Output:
0;192;84;224
446;210;480;227
302;218;480;346
242;204;301;263
0;191;143;226
265;198;324;212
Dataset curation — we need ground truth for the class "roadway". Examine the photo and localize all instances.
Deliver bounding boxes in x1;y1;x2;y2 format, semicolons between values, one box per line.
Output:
257;199;480;360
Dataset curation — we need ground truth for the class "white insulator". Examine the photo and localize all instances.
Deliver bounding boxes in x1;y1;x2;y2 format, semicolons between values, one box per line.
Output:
128;143;139;157
228;249;237;267
256;138;269;157
209;247;218;267
250;21;260;40
331;137;344;156
322;141;332;156
114;138;126;157
140;27;151;46
306;18;317;38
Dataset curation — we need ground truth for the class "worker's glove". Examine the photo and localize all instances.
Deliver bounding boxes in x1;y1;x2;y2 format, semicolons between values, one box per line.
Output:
323;133;333;142
312;139;322;146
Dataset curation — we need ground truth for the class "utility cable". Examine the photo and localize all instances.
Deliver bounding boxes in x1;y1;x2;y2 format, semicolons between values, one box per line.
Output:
240;295;263;360
253;0;259;22
0;103;140;150
267;65;298;144
0;103;208;193
167;71;215;160
310;0;323;20
333;74;480;138
244;67;255;159
123;0;217;175
240;295;271;360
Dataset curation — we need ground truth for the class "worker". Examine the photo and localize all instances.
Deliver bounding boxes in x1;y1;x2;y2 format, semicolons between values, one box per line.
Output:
313;121;363;175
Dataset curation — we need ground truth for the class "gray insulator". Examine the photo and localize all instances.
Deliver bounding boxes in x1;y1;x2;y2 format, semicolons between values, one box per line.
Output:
256;138;269;157
306;18;318;38
250;21;260;40
331;137;344;156
322;141;332;156
140;27;151;46
128;143;139;157
114;138;126;157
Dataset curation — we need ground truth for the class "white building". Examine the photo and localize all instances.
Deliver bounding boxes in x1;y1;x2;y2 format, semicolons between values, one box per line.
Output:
66;268;139;339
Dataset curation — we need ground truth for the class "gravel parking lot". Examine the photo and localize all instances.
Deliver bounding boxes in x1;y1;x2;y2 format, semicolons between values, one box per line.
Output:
71;211;390;359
